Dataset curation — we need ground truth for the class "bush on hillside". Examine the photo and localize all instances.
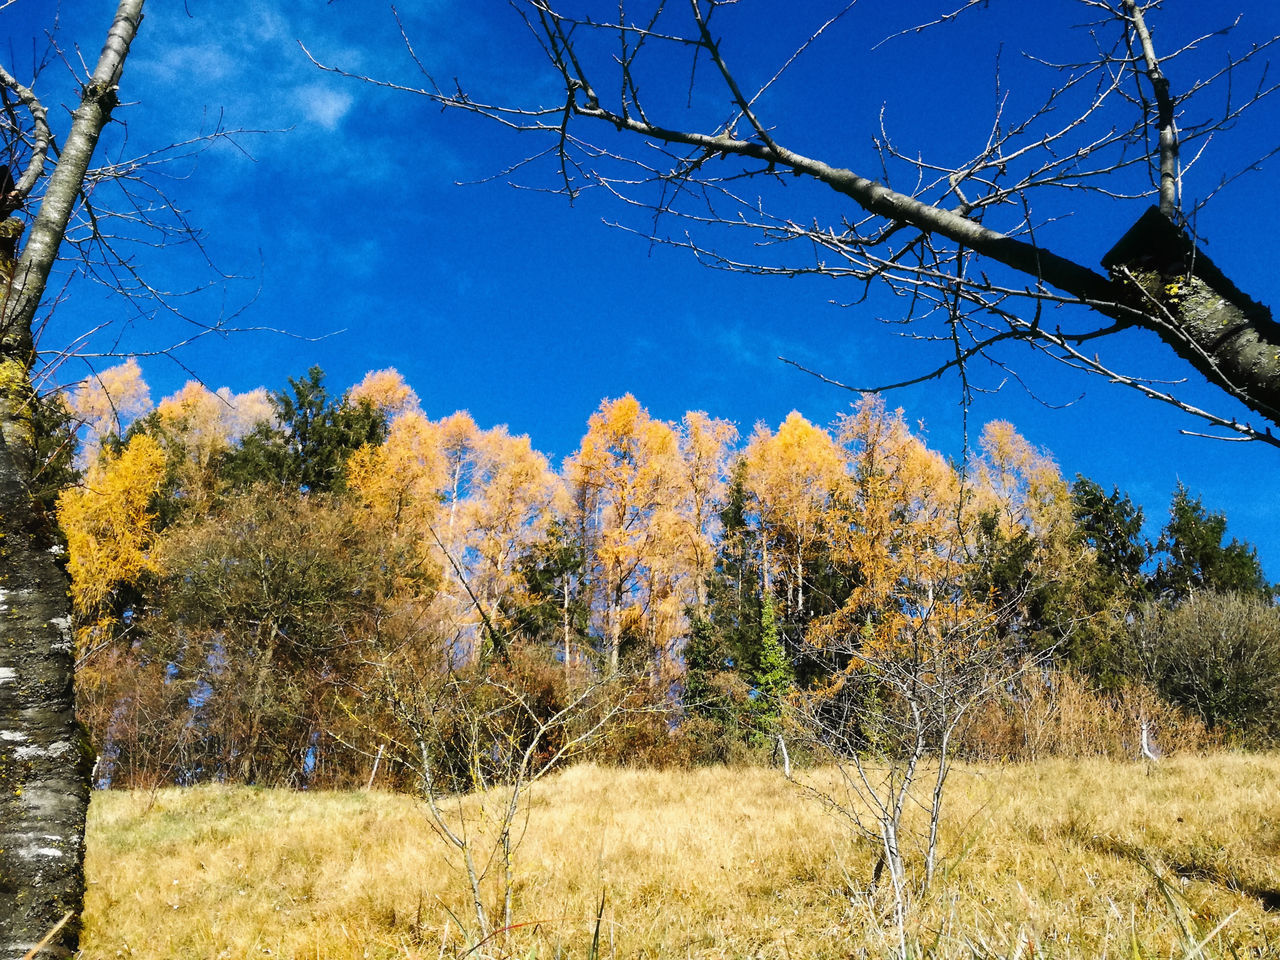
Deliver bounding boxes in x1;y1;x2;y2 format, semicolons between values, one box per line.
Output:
1121;591;1280;745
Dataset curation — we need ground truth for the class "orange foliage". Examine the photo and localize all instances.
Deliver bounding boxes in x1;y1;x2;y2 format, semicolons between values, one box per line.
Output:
567;396;726;676
347;410;446;540
742;411;845;618
678;411;738;607
347;409;566;661
972;420;1073;539
463;426;565;616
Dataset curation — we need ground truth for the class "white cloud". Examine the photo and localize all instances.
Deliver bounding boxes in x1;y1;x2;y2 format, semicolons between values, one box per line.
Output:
297;84;354;131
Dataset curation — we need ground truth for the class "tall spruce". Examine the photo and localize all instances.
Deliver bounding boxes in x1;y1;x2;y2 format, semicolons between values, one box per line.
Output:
1151;484;1272;604
225;367;386;493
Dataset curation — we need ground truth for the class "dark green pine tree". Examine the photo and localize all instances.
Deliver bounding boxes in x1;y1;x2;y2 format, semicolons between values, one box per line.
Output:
686;464;798;745
684;468;758;728
682;614;739;723
1151;484;1273;605
224;366;387;493
504;519;591;657
1065;476;1151;684
965;479;1147;682
706;465;764;668
1071;476;1149;601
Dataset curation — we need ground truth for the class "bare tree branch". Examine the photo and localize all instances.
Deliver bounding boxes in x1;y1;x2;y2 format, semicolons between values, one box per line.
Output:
328;1;1280;444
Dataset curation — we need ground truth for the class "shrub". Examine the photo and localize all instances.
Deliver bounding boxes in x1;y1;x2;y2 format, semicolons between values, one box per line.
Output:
1122;591;1280;745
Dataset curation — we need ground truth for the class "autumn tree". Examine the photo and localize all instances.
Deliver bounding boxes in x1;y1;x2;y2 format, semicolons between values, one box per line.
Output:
66;358;152;463
140;381;273;518
461;425;565;660
965;421;1104;660
676;410;738;611
817;397;968;661
568;395;675;673
345;408;451;660
566;395;725;677
57;433;168;647
741;411;847;667
348;367;421;421
347;407;447;544
427;412;490;656
345;400;566;664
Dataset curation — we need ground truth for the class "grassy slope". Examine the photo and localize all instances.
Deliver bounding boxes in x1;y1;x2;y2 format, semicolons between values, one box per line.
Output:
81;754;1280;959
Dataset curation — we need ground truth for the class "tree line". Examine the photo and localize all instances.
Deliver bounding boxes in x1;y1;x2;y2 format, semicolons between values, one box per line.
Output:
55;363;1279;790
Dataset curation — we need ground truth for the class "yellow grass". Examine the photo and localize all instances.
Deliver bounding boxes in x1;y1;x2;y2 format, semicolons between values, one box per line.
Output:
82;754;1280;959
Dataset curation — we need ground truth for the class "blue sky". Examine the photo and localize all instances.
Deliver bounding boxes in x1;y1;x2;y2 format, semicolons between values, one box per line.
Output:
8;0;1280;576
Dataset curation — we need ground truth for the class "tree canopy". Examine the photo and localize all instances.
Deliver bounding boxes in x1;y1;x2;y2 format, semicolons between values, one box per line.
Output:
56;364;1280;801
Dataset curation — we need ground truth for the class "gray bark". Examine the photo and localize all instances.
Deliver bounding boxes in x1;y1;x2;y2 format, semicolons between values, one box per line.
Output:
0;439;90;960
0;2;146;956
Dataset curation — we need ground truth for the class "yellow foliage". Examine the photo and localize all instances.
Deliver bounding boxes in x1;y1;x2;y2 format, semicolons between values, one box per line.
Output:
58;432;167;629
970;419;1097;621
152;382;229;510
678;411;738;599
347;410;569;658
741;397;991;665
742;410;847;613
567;395;720;673
838;398;962;602
148;382;274;513
347;410;445;536
349;368;420;421
214;386;274;440
464;426;565;604
973;419;1072;538
70;359;152;454
156;381;274;446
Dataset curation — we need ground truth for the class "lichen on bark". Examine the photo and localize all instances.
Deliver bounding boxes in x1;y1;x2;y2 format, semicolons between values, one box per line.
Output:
0;355;36;454
0;203;84;960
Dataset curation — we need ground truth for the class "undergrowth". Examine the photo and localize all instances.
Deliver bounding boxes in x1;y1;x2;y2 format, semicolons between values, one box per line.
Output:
80;753;1280;959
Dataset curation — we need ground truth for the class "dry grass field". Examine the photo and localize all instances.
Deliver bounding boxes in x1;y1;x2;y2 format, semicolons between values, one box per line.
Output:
81;754;1280;959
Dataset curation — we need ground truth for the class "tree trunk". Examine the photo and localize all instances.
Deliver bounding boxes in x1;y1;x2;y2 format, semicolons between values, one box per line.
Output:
240;627;280;784
0;389;91;958
607;592;620;674
562;571;571;680
0;3;146;954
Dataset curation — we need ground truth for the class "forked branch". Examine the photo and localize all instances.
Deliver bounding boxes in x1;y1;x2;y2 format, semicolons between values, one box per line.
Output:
322;1;1280;442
